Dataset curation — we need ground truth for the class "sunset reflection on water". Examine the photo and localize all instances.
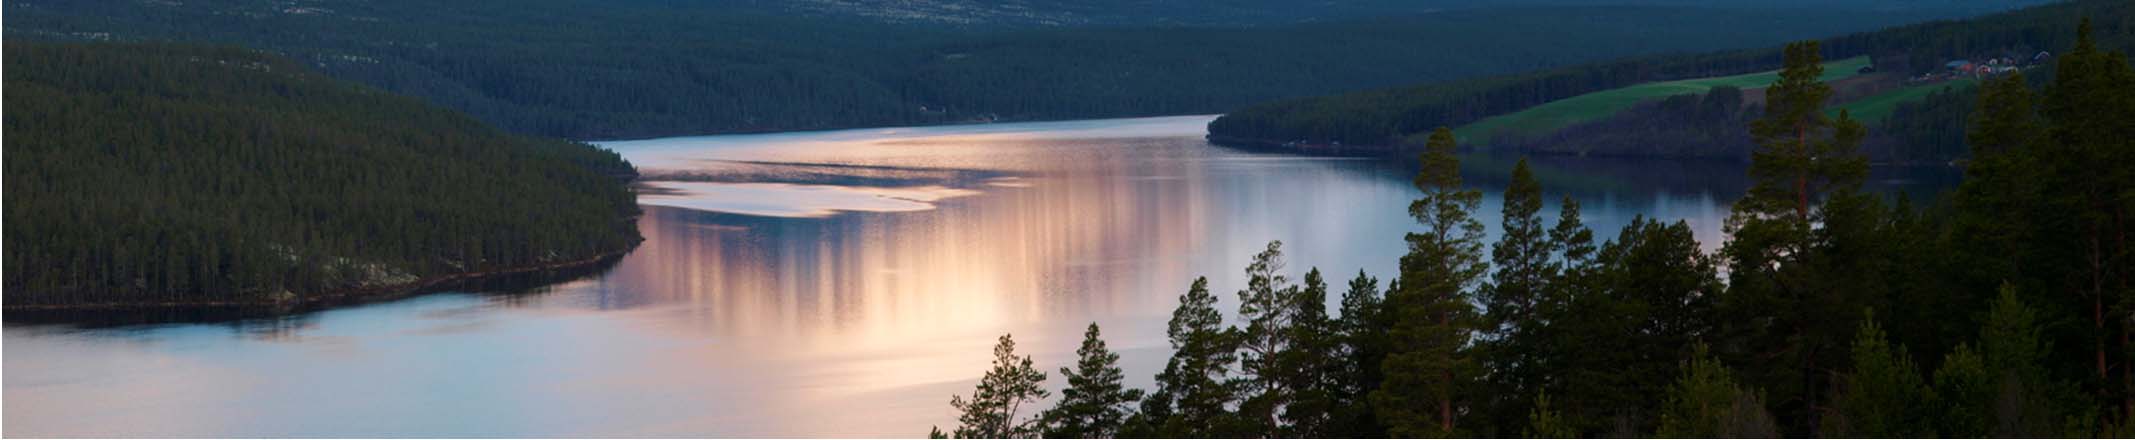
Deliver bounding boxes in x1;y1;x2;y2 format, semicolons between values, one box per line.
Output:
5;115;1958;437
561;115;1425;434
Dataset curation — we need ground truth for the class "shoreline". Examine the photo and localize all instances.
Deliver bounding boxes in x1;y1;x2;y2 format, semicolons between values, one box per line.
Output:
1204;134;1419;157
1207;134;1964;167
2;244;638;318
589;113;1222;143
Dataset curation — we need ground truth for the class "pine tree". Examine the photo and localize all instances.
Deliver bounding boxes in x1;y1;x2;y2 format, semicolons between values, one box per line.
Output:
1333;270;1390;438
1132;277;1245;438
1968;73;2043;157
1949;72;2047;355
950;334;1051;439
1541;217;1718;436
1373;126;1485;437
1481;159;1555;435
1042;323;1145;439
1515;194;1595;435
1276;268;1344;437
1237;241;1296;434
1548;195;1595;271
2039;18;2135;413
1741;40;1866;223
1488;158;1553;329
1719;40;1871;437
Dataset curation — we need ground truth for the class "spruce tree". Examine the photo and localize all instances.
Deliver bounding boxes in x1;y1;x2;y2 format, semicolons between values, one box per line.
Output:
1826;312;1933;437
1983;284;2050;388
1657;345;1770;438
1932;344;1994;438
1042;323;1145;439
1978;284;2068;437
1523;392;1576;439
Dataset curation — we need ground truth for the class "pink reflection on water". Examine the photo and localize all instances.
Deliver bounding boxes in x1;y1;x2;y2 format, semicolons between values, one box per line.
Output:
2;114;1877;437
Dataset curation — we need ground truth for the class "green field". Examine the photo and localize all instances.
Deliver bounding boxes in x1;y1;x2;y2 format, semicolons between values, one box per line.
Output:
1454;56;1871;144
1827;78;1979;124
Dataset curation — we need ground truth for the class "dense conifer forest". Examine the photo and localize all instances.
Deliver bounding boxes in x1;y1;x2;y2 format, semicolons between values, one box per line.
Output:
2;42;641;307
755;0;2044;28
938;23;2135;438
1206;0;2135;163
4;0;1957;140
1481;86;1760;160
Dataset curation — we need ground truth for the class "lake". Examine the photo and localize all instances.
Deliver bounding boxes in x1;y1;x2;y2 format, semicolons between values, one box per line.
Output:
1;115;1959;437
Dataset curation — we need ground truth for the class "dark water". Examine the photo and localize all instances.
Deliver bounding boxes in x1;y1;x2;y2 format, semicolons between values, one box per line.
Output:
1;115;1959;437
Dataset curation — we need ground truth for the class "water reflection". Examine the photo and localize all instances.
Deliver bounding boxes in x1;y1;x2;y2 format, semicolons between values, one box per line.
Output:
2;116;1960;437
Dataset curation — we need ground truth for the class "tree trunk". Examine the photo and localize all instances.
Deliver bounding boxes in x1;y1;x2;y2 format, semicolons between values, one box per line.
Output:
1441;368;1454;434
2120;207;2131;420
2098;221;2109;385
1796;124;1810;220
1439;310;1455;435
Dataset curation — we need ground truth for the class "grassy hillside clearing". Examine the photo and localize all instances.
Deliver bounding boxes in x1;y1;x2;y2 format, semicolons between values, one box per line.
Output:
1828;78;1981;123
1453;56;1870;144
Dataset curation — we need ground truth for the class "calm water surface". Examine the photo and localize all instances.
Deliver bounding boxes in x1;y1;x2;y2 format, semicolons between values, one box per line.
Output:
2;115;1957;437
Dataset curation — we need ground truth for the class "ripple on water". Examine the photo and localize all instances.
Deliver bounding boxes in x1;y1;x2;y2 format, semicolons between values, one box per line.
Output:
635;181;982;218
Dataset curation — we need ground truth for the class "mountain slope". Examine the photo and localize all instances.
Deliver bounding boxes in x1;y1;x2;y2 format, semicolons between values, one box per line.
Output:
746;0;2047;27
7;1;1964;140
1206;0;2135;153
2;42;641;307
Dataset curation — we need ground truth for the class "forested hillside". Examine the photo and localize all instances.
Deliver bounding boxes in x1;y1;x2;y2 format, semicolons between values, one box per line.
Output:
754;0;2043;27
6;0;1957;140
937;26;2135;438
1206;0;2135;156
2;42;641;307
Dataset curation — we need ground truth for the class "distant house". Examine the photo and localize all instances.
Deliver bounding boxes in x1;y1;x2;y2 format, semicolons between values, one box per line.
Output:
2034;51;2053;64
1945;60;1972;71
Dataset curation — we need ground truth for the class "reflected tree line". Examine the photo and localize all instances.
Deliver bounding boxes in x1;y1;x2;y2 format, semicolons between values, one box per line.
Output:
935;23;2133;439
